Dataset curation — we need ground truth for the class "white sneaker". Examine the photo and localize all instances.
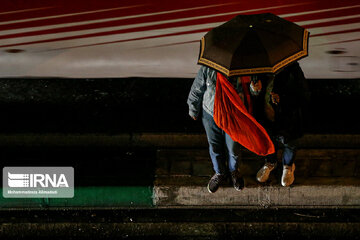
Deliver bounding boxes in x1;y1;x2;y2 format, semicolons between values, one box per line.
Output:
256;162;277;183
281;163;295;187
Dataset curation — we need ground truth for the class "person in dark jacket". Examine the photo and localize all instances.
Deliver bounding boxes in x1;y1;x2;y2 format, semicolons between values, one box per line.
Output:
254;62;309;186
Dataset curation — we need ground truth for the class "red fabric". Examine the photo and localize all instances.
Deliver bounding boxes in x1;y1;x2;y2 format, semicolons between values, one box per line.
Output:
213;72;275;156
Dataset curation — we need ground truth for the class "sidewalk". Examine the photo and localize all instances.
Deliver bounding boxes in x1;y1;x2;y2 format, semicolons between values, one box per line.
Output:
154;147;360;207
0;133;359;208
0;133;359;239
1;208;360;239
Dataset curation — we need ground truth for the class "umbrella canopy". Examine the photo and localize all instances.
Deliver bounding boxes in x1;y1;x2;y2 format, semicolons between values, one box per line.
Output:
198;13;309;76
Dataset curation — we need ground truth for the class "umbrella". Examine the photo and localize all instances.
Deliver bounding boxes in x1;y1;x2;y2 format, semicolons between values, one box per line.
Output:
198;13;309;76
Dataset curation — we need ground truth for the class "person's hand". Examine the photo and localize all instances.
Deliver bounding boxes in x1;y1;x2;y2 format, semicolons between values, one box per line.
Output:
270;92;280;104
191;116;197;120
250;80;262;92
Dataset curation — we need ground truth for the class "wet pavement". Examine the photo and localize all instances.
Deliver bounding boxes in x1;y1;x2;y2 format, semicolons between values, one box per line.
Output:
0;138;359;238
0;207;360;239
154;148;360;207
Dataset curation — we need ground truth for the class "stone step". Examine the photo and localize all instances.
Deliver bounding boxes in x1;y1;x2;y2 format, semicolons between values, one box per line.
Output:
1;208;360;239
154;175;360;207
156;149;360;177
154;148;360;207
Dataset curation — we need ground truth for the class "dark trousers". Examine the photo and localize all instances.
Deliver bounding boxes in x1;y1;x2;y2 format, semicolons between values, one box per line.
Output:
201;109;241;174
265;135;296;166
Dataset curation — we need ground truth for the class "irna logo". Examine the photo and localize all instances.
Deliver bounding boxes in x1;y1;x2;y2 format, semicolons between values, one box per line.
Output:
8;172;69;188
3;167;74;198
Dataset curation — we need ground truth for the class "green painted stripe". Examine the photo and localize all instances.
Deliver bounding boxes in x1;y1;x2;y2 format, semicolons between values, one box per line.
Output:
0;186;153;207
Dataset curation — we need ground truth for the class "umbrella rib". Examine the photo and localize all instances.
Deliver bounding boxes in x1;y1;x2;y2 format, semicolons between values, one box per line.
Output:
254;29;272;66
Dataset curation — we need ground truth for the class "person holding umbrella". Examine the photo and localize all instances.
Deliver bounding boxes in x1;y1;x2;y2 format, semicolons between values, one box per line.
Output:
187;66;265;193
188;13;309;193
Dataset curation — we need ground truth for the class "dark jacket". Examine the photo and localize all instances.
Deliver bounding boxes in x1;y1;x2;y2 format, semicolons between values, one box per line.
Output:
254;62;309;143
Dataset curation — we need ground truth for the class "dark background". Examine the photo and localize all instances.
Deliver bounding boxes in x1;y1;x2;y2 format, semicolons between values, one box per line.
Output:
0;78;358;134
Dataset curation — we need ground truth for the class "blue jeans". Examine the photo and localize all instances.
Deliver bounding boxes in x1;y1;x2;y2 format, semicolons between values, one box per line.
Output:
201;109;241;174
266;135;296;166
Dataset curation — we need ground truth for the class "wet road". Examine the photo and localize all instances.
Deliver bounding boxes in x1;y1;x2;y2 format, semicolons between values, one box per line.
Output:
1;207;359;239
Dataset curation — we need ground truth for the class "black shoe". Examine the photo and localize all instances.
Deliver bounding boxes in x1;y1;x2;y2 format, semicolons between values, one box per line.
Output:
207;173;225;193
230;170;244;191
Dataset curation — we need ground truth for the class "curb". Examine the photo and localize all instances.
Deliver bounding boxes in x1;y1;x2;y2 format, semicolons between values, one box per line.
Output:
154;176;360;207
0;208;360;239
0;133;358;148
